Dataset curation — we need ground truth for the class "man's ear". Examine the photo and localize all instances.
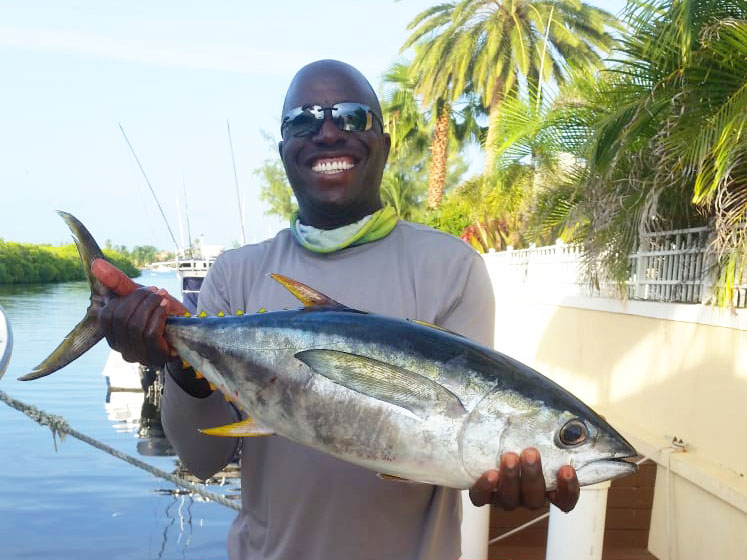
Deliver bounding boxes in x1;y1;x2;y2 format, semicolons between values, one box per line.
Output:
278;140;283;159
382;132;391;161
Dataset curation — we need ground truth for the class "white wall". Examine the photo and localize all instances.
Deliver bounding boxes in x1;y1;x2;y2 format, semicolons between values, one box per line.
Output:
482;254;747;560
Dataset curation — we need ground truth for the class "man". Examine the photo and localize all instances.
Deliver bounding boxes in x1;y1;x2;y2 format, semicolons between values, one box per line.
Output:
94;60;579;560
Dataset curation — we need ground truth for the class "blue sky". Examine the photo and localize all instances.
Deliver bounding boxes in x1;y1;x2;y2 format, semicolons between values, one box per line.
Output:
1;0;627;250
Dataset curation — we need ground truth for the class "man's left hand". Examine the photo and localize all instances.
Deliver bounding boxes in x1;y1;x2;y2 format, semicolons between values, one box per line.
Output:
469;447;579;513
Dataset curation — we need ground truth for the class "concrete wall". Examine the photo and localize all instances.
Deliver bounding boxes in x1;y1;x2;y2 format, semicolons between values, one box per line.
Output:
483;258;747;560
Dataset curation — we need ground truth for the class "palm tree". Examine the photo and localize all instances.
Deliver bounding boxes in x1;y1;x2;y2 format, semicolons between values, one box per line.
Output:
403;0;620;174
537;0;746;290
382;59;482;209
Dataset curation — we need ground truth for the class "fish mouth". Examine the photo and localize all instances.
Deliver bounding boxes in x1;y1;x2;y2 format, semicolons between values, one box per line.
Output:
575;456;639;486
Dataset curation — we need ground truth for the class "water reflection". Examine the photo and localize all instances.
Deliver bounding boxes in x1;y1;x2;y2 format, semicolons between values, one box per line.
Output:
0;276;238;559
103;352;241;494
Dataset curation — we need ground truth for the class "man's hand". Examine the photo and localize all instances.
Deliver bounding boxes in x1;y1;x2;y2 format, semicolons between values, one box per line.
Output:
92;259;187;367
469;448;580;513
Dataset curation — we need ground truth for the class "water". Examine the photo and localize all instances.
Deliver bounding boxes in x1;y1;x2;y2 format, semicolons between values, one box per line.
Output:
0;271;238;560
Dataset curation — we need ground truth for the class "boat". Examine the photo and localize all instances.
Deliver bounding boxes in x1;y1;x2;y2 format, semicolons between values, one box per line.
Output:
0;304;12;379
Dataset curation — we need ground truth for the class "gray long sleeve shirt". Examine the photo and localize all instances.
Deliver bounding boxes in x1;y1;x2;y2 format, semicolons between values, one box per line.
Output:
161;221;495;560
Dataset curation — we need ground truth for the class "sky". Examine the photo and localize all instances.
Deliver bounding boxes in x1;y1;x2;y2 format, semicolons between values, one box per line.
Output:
1;0;627;251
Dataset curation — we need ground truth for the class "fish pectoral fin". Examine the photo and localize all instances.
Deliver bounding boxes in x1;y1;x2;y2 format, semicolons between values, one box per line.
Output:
295;349;465;418
269;274;348;310
199;418;275;437
376;473;420;484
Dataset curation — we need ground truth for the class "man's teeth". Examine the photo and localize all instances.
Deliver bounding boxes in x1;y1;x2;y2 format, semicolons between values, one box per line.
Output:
311;159;355;174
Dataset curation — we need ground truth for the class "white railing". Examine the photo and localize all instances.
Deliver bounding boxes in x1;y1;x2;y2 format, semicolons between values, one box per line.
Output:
483;226;747;308
627;227;713;304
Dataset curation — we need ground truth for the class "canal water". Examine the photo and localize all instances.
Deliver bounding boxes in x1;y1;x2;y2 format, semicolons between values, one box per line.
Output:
0;271;238;559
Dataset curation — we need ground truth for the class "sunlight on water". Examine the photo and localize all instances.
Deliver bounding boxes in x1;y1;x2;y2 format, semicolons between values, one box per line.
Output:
0;272;238;560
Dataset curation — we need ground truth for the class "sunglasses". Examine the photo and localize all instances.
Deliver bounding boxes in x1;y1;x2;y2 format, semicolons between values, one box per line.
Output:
281;102;383;138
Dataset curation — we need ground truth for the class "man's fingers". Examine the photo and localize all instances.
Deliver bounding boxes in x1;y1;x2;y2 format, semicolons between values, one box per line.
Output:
519;448;547;509
92;259;141;296
156;289;189;316
112;290;161;363
469;470;498;507
549;465;580;513
494;452;520;510
143;305;170;366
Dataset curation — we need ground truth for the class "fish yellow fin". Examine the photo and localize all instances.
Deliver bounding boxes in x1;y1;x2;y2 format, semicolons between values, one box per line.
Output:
269;274;344;309
200;417;275;437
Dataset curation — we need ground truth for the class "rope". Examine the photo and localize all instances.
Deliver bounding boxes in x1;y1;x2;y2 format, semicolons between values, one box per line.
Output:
0;389;240;512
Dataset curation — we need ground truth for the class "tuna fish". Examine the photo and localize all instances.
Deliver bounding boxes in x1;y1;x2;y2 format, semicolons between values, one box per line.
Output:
22;212;637;489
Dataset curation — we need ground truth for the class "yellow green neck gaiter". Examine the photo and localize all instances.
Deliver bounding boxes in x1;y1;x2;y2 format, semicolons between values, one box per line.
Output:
290;206;398;254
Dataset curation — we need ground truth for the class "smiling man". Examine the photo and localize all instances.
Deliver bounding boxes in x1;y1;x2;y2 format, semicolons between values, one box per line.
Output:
93;60;579;560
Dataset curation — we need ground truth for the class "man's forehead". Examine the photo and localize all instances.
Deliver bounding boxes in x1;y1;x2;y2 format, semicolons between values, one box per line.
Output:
282;62;379;113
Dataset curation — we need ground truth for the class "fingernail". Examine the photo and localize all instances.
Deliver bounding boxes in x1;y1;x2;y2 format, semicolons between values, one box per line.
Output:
524;449;538;465
160;299;168;307
504;455;518;469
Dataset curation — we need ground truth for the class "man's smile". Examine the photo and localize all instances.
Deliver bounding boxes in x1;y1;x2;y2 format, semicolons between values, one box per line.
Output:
310;156;357;175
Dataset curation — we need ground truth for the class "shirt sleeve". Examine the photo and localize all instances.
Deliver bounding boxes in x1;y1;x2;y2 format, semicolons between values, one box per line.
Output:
436;252;496;348
160;256;242;479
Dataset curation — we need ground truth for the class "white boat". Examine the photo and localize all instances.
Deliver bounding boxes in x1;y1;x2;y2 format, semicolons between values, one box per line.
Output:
0;304;12;379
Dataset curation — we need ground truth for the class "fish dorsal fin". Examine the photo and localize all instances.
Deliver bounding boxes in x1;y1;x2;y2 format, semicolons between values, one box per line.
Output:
270;274;345;309
295;349;465;419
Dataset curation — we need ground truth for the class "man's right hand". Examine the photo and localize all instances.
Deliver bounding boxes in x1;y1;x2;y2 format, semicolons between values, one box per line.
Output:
92;259;187;367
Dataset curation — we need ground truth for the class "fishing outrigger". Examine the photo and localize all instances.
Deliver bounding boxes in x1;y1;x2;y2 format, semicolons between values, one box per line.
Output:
24;212;637;490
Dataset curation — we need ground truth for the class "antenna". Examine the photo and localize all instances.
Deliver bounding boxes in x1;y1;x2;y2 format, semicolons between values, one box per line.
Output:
118;123;179;252
227;120;246;246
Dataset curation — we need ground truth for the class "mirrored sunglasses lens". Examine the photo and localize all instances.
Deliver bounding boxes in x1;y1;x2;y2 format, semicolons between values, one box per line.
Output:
334;104;370;132
286;111;321;136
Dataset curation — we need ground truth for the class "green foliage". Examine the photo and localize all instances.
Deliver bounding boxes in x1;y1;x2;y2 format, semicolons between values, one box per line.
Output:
533;0;746;284
0;240;138;284
256;133;297;222
257;158;297;222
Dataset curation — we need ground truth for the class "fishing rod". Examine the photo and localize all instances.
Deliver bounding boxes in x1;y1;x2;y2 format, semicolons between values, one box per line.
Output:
118;123;180;253
226;120;246;246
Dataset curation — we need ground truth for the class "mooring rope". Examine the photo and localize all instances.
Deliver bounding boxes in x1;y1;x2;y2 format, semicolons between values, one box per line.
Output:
0;389;240;512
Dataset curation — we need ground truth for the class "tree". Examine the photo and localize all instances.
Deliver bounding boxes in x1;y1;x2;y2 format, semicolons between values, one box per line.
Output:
544;0;747;285
381;60;478;212
256;133;297;222
403;0;620;175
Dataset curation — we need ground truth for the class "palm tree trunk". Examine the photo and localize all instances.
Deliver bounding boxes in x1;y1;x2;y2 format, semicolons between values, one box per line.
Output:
484;78;505;174
427;101;450;209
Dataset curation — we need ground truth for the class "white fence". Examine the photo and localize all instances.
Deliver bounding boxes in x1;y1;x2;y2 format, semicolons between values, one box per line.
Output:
484;226;747;308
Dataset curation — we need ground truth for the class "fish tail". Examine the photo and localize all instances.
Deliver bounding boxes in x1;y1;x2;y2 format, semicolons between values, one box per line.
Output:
19;212;110;381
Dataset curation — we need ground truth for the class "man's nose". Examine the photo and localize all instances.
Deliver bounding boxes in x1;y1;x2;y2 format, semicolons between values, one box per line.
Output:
312;117;346;145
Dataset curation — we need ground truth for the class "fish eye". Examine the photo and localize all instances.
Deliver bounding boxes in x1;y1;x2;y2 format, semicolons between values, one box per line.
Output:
557;419;588;447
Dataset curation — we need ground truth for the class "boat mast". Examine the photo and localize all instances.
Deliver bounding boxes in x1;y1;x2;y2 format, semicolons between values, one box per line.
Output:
226;120;246;246
118;123;180;256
